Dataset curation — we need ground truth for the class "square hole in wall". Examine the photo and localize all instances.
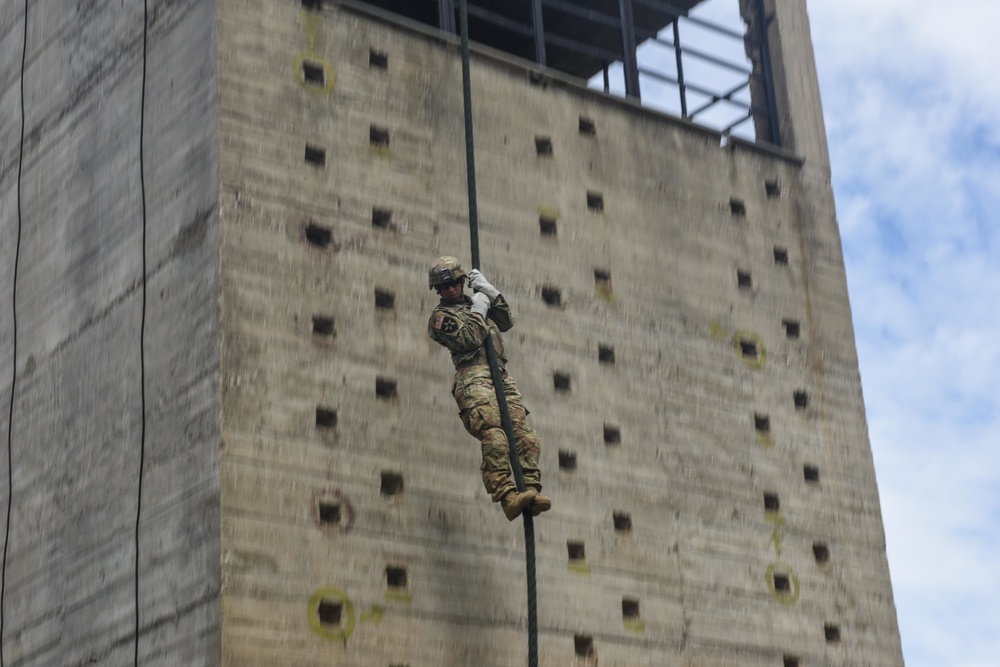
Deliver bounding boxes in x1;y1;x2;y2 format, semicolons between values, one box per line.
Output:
765;179;781;197
763;492;780;512
587;191;604;212
603;424;621;446
305;222;332;248
574;634;595;659
369;48;388;68
783;319;801;338
613;511;632;532
539;215;557;236
730;197;746;216
375;289;395;310
386;566;408;589
302;60;325;84
737;270;752;289
305;144;326;166
739;337;759;359
380;471;404;496
316;599;342;626
370;125;390;148
567;541;585;562
541;286;561;307
535;136;553;156
301;0;322;9
578;116;596;135
558;450;577;471
376;377;397;399
824;624;840;643
553;372;571;392
813;542;830;563
372;208;393;229
598;344;615;364
316;407;337;428
804;464;820;483
773;572;790;591
774;246;789;265
621;598;640;619
793;390;809;409
783;655;800;667
312;315;335;337
318;500;341;525
754;413;770;434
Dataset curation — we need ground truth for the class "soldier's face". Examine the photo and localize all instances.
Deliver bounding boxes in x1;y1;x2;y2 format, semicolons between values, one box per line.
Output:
436;280;464;302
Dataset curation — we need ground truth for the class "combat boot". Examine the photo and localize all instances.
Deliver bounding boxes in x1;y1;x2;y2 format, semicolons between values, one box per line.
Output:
500;489;537;521
529;488;552;516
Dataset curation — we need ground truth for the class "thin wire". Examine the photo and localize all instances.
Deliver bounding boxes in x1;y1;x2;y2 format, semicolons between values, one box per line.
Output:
134;0;149;663
1;1;29;663
457;2;538;665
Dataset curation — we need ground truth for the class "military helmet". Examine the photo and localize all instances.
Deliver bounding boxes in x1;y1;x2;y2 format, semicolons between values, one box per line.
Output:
428;256;467;290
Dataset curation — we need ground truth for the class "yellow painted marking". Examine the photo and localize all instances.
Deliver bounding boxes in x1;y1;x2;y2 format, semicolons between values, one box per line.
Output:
765;561;800;605
733;329;766;369
537;206;560;220
385;589;413;603
369;145;394;159
709;320;726;340
294;51;336;95
595;286;616;303
755;433;775;448
302;10;322;49
769;526;782;558
623;619;646;634
360;605;385;624
567;562;592;575
295;10;335;95
308;586;356;643
764;512;786;527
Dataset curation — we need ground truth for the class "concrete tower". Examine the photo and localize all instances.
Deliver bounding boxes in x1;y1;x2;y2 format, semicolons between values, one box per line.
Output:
0;0;905;665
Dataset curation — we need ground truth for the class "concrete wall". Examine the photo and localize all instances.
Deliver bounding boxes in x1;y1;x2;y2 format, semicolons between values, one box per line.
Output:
217;2;903;666
0;0;221;664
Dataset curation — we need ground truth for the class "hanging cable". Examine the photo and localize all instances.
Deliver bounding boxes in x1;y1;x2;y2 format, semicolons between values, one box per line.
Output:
457;3;538;666
1;1;29;664
134;0;149;663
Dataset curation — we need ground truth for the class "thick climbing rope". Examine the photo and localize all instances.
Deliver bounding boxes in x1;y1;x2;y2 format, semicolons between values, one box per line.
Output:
134;0;150;664
1;1;29;664
457;2;539;666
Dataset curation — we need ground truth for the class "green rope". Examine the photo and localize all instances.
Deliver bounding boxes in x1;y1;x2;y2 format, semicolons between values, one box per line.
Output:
457;3;539;665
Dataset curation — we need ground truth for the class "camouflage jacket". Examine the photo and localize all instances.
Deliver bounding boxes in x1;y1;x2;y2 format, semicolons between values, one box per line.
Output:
427;295;513;370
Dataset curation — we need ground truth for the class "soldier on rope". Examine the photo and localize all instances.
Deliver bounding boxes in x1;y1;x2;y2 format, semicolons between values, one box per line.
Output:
427;256;552;521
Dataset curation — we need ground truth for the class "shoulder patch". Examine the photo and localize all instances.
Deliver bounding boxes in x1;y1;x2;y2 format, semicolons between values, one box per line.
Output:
435;314;459;333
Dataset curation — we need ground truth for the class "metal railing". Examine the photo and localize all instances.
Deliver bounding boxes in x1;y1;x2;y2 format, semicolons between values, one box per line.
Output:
345;0;780;146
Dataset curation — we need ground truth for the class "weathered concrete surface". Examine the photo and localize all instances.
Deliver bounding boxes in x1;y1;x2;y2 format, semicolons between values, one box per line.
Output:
1;0;903;665
0;0;221;664
216;2;903;666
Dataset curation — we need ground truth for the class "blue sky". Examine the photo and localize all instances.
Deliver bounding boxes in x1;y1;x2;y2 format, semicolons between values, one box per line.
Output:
790;1;1000;665
810;2;1000;665
597;2;999;664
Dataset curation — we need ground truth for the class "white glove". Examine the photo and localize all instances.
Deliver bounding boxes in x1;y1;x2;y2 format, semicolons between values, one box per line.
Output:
470;292;491;317
467;269;501;302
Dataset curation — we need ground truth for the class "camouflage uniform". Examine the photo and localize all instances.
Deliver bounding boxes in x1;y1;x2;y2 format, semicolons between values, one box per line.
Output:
428;294;542;502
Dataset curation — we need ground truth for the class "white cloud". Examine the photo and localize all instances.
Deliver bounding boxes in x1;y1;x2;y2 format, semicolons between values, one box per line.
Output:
809;1;1000;665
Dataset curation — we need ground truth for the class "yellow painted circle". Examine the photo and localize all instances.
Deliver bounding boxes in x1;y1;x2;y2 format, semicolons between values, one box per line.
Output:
733;329;766;369
308;586;356;642
765;561;800;605
294;51;336;95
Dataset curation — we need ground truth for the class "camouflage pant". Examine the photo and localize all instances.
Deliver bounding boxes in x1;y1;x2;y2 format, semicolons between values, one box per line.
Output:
453;365;541;502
